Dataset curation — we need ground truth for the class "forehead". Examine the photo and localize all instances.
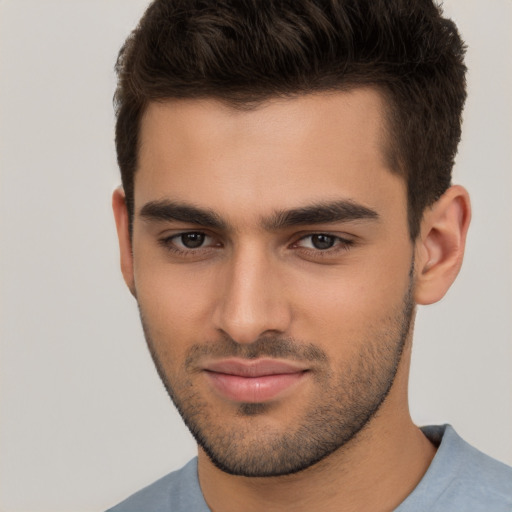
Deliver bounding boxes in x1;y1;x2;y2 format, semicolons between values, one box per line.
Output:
135;89;405;225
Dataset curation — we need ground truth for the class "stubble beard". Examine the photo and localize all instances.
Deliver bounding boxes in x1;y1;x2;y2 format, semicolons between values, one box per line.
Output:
140;279;415;478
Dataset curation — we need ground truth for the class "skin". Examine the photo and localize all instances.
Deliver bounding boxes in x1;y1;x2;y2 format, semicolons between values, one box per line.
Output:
113;88;471;512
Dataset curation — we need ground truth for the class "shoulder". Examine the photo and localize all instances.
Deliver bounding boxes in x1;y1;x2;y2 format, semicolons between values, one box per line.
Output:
397;425;512;511
106;458;210;512
444;428;512;509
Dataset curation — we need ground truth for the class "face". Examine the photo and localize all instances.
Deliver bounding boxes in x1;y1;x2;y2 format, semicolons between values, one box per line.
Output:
123;89;416;477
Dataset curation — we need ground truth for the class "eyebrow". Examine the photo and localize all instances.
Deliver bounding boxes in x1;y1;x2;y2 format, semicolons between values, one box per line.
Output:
139;199;379;231
263;201;379;230
139;200;227;229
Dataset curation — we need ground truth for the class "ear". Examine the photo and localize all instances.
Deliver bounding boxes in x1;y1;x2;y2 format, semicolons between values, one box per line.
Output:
414;185;471;305
112;187;136;296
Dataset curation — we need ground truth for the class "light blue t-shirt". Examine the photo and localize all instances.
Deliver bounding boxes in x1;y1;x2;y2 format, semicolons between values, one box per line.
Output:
107;425;512;511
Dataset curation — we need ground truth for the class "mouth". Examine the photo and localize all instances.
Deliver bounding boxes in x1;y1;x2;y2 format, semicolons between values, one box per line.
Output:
202;359;309;403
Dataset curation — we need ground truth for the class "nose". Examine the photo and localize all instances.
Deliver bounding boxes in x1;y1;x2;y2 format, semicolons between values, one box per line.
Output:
212;245;292;344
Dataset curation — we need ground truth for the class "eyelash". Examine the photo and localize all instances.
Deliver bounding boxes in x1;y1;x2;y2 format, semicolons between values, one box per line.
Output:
158;232;219;257
293;233;354;253
157;231;355;258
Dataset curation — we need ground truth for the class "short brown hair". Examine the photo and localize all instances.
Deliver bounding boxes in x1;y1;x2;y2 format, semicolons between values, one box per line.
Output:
114;0;467;239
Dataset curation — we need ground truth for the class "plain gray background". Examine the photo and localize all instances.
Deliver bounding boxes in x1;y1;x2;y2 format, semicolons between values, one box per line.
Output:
0;1;511;510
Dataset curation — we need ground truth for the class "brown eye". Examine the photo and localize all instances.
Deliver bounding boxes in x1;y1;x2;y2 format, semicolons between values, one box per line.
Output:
310;234;336;250
179;232;206;248
158;231;221;257
294;233;354;254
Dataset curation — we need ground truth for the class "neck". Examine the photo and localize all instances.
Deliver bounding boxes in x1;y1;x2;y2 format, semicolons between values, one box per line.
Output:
197;343;436;512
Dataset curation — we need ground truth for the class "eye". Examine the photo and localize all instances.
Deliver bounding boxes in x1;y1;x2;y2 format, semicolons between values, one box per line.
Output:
176;232;207;249
159;231;218;253
296;233;352;251
306;234;336;250
298;233;351;251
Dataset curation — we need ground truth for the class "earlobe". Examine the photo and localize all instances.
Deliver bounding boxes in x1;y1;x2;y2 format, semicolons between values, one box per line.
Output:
414;185;471;305
112;187;136;296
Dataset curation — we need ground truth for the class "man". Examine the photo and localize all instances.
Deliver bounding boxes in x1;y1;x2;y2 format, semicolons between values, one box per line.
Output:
108;0;512;510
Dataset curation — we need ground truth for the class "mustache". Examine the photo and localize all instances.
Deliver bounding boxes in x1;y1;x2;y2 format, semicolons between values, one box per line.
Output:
184;334;329;370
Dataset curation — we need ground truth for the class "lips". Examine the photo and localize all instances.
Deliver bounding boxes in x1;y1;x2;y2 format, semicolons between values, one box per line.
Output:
203;359;308;403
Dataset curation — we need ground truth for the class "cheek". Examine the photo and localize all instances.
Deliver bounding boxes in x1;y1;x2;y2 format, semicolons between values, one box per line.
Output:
133;259;217;354
289;250;412;349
